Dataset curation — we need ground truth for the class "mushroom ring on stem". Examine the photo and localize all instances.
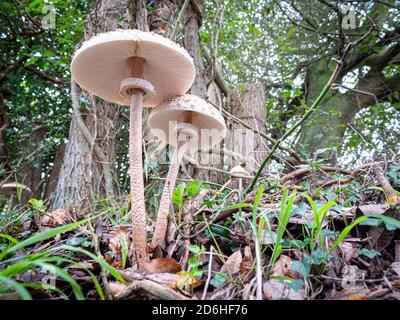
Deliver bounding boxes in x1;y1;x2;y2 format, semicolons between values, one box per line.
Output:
71;29;195;269
148;94;226;247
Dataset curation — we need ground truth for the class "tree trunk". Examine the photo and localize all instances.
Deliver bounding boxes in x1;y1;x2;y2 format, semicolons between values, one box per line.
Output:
51;0;132;211
21;126;46;199
0;94;10;172
227;83;267;174
52;0;182;211
296;58;398;163
44;142;65;200
182;1;225;182
296;59;353;161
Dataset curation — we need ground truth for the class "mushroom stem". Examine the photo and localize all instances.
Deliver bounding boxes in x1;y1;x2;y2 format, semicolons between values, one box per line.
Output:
151;136;189;248
129;91;149;268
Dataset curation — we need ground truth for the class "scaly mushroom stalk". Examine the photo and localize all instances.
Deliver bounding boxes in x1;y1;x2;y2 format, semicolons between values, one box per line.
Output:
129;91;149;266
127;57;149;268
148;95;227;247
151;123;196;247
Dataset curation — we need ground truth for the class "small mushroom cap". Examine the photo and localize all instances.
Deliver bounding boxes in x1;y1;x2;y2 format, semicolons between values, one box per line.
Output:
0;182;32;197
148;94;226;151
71;29;195;107
230;165;250;177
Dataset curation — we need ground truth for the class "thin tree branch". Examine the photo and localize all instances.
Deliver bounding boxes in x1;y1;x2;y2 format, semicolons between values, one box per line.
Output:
245;18;377;194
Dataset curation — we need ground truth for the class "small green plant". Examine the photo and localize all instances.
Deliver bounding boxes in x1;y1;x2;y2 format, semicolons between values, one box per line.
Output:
0;214;125;300
28;198;46;213
268;189;296;271
304;195;336;253
172;180;204;225
180;244;205;292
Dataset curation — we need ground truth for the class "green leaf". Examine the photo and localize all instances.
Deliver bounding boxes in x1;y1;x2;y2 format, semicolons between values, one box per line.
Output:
188;244;201;254
185;180;202;198
357;249;381;259
51;245;125;283
359;218;382;227
311;247;326;265
0;213;103;261
0;275;32;300
0;233;19;245
271;276;304;291
33;261;84;300
172;183;185;206
210;272;229;288
66;237;88;247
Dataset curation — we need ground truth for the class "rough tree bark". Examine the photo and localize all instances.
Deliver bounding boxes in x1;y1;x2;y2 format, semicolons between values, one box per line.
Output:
0;94;9;171
22;125;46;199
52;0;182;210
44;142;65;199
51;0;131;211
182;1;226;182
227;83;267;174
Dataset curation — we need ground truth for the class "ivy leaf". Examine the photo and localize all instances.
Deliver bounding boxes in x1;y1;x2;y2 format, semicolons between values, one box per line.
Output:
172;183;185;206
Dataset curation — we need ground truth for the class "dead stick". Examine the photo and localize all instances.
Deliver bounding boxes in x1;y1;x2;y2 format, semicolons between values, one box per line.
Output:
374;167;399;205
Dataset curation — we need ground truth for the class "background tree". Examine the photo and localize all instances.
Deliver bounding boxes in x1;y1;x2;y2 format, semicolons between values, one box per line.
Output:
1;0;399;212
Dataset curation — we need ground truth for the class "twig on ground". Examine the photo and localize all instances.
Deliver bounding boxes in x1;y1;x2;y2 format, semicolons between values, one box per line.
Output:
374;167;399;204
202;246;214;300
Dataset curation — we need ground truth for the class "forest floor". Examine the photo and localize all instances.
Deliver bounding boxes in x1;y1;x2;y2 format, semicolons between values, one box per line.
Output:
1;160;400;300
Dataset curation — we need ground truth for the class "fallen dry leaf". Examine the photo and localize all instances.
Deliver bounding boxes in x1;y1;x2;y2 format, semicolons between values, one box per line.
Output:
263;255;305;300
263;280;305;300
395;241;400;262
109;227;130;253
109;281;129;298
143;258;182;274
272;255;301;279
240;246;253;273
221;249;242;275
259;230;277;245
338;241;357;263
40;208;71;226
391;262;400;277
146;272;201;289
356;204;389;216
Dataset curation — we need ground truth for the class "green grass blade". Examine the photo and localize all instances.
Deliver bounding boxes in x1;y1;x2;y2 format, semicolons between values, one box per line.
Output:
0;213;103;260
0;233;19;245
32;261;84;300
50;245;125;283
0;275;32;300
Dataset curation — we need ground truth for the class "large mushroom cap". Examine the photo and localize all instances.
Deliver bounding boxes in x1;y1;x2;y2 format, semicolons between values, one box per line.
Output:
148;94;226;151
71;29;195;107
0;182;32;197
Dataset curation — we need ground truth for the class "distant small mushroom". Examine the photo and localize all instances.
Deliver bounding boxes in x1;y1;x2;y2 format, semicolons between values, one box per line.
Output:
71;30;195;268
0;182;32;200
148;94;226;247
229;165;250;191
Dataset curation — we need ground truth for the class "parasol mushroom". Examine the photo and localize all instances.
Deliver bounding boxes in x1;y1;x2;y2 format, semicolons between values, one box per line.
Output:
71;29;195;268
0;182;32;201
148;94;226;247
229;165;250;191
